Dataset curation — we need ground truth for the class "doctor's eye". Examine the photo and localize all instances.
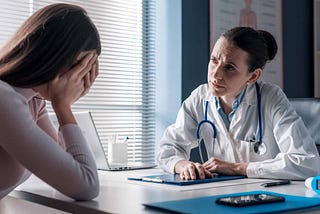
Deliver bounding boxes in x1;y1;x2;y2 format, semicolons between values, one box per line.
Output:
210;57;219;65
223;64;237;72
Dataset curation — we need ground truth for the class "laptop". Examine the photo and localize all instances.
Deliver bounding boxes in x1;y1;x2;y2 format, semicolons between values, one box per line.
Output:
49;112;157;171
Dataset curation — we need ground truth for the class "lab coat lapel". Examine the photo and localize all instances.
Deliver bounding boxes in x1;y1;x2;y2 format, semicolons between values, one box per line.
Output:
209;101;237;162
230;83;259;140
229;83;259;162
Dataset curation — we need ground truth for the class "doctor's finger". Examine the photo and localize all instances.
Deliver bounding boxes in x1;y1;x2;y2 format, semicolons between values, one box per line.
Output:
204;168;213;178
180;170;190;180
188;165;198;180
195;163;205;179
202;161;210;168
202;157;217;168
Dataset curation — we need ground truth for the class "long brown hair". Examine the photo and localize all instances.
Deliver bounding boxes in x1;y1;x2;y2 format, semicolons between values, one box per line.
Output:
0;3;101;87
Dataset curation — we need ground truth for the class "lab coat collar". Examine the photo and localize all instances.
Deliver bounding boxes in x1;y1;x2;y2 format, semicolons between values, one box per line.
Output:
241;81;260;106
200;83;215;101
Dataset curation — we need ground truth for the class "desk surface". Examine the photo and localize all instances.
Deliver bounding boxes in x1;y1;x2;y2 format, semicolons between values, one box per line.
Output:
10;168;320;214
0;195;68;214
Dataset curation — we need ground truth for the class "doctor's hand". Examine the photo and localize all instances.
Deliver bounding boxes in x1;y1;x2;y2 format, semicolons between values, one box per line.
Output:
174;160;212;180
202;157;248;176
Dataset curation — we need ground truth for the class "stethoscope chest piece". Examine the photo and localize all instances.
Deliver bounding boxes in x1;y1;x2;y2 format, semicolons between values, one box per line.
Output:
253;142;266;155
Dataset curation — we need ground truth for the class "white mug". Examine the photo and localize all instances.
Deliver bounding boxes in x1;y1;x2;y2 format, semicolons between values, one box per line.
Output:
107;134;128;164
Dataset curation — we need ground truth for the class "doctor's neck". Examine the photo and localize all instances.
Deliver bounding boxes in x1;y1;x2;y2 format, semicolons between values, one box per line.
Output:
218;84;246;115
218;96;235;116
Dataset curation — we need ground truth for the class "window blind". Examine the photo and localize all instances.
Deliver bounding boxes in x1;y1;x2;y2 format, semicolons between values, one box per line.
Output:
0;0;156;163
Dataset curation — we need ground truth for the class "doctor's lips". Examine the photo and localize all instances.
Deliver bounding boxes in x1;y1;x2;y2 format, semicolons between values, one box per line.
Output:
210;81;224;89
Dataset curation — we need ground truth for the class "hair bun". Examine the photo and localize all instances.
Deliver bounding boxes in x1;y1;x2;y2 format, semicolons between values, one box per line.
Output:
258;30;278;61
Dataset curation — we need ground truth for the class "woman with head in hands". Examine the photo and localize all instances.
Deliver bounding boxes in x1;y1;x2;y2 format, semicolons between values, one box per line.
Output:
0;3;101;200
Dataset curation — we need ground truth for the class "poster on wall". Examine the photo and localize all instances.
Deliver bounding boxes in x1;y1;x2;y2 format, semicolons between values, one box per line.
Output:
210;0;283;88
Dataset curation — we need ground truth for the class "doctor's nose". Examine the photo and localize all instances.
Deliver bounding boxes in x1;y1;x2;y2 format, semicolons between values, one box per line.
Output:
209;64;223;80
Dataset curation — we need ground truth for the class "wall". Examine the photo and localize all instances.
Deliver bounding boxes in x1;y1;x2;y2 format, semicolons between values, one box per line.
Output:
155;0;182;151
181;0;314;100
282;0;314;97
181;0;210;101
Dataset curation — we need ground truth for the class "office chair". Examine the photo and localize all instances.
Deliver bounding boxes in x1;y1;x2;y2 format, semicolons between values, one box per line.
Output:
289;98;320;154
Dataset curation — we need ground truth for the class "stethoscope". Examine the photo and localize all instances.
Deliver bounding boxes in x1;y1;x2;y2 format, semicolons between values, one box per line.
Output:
196;82;265;163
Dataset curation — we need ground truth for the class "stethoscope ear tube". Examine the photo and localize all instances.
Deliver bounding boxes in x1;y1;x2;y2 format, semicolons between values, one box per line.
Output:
255;82;263;147
254;82;266;155
196;100;217;140
196;120;217;140
196;100;217;163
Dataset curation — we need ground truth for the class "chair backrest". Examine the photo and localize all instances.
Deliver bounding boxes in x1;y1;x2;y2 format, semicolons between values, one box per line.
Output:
289;98;320;153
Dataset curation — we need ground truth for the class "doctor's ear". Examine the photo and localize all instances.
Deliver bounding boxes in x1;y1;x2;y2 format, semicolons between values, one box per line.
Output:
247;68;262;84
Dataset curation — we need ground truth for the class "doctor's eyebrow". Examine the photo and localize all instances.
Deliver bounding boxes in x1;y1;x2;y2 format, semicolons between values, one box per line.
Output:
224;64;238;72
223;61;239;71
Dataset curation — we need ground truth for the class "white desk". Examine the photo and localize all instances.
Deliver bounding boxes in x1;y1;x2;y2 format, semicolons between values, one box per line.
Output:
0;195;68;214
10;168;320;213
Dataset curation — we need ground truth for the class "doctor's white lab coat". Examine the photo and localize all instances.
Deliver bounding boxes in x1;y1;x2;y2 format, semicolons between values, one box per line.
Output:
157;81;320;180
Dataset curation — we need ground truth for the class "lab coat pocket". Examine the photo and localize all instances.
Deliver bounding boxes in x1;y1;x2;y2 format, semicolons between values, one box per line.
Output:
238;140;268;162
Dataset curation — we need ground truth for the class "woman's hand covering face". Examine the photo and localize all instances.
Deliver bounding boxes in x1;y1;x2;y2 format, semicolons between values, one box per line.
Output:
48;52;98;108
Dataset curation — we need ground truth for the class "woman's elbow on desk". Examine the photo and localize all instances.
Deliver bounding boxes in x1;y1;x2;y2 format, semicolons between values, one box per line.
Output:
60;170;100;201
67;180;100;201
76;187;100;201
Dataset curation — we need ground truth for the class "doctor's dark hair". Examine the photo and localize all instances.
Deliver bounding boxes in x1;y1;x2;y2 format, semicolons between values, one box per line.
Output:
0;3;101;87
222;26;278;72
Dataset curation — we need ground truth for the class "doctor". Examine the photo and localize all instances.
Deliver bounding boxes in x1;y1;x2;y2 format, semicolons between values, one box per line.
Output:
157;26;320;180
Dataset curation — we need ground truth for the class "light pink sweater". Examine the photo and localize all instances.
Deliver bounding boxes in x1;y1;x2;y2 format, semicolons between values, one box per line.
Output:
0;80;99;200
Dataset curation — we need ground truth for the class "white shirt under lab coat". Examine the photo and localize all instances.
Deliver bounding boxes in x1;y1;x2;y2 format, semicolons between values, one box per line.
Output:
157;81;320;180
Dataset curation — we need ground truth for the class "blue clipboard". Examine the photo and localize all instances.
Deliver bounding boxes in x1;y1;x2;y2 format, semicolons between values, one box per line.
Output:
128;173;246;186
144;190;320;214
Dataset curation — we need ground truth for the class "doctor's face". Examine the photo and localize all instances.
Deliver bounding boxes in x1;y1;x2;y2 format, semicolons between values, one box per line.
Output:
207;37;254;100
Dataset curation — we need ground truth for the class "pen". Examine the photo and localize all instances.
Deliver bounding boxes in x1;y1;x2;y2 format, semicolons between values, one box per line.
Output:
261;180;291;187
